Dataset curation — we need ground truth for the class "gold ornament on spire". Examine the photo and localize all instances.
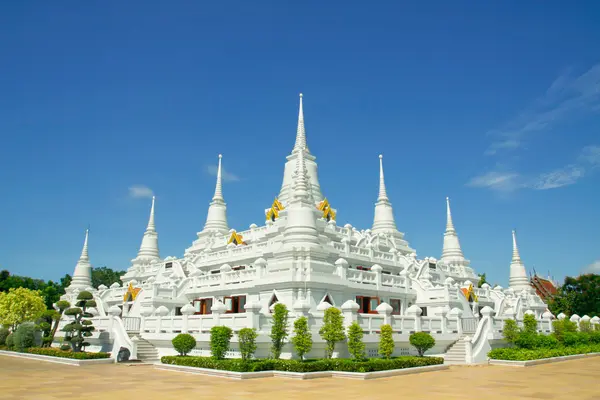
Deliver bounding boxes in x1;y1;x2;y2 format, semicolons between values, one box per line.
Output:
266;198;285;222
227;230;247;246
317;198;336;221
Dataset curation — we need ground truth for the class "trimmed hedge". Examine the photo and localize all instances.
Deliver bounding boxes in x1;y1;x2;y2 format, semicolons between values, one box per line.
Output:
161;355;443;373
27;347;111;359
488;344;600;361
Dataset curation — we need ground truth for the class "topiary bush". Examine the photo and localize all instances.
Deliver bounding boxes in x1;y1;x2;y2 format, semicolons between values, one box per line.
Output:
0;327;9;346
379;324;395;358
503;319;519;345
27;347;110;359
409;332;435;357
291;316;312;361
238;328;258;361
5;332;14;350
270;303;289;359
347;322;365;360
210;326;233;360
319;307;345;359
62;291;95;352
522;314;538;334
13;322;38;352
172;333;196;356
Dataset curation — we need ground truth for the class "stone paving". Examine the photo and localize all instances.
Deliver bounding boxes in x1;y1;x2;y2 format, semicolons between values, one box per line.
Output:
1;356;599;400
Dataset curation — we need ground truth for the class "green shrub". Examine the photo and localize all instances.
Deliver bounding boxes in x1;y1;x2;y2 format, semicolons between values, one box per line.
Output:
522;314;538;334
238;328;258;361
210;326;233;360
172;333;196;356
514;332;538;349
5;333;14;350
503;319;519;345
563;332;583;347
589;331;600;344
488;344;600;361
13;323;37;352
27;347;110;359
291;316;312;361
347;322;365;360
409;332;435;357
379;324;395;358
579;321;593;333
0;327;9;346
535;334;559;348
160;355;444;373
552;319;577;343
270;303;289;359
319;308;345;359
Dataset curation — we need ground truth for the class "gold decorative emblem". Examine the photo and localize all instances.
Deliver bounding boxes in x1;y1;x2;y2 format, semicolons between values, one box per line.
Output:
318;198;336;221
227;230;247;245
266;198;285;221
123;283;141;302
461;284;478;302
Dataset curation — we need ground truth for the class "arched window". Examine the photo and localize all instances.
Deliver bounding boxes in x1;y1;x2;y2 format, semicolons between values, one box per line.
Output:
268;294;279;312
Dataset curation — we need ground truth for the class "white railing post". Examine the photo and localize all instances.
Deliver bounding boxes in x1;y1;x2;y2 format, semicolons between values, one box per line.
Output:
130;336;139;360
570;314;581;330
139;307;154;335
371;264;383;290
464;336;473;363
542;311;555;333
376;302;393;326
591;316;600;330
406;305;422;332
254;258;266;280
220;264;232;286
341;300;360;331
245;301;262;330
335;258;348;280
449;308;463;335
211;301;227;326
440;306;450;334
180;304;196;333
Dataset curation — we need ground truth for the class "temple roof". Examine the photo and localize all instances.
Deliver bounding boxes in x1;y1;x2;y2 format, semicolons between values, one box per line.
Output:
530;275;558;301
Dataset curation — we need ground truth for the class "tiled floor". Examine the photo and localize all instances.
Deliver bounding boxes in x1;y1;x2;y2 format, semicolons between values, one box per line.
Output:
1;356;599;400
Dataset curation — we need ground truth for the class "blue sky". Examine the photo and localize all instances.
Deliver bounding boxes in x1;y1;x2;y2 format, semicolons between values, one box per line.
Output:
1;1;599;286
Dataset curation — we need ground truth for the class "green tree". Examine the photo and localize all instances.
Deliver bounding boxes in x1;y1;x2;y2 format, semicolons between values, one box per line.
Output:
92;267;126;289
0;287;47;330
347;322;365;360
238;328;258;361
522;314;538;334
291;316;312;361
63;291;96;352
270;303;289;359
210;326;233;359
409;332;435;356
548;274;600;317
477;273;488;288
379;324;395;358
319;307;345;359
503;319;520;345
13;322;38;352
172;333;196;356
48;300;70;347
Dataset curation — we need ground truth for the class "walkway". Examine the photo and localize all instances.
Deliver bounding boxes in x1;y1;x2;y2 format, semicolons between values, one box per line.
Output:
1;356;599;400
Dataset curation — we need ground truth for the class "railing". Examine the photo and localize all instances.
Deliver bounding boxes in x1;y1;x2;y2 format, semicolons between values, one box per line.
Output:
347;269;377;286
381;274;407;288
461;317;479;333
122;316;141;332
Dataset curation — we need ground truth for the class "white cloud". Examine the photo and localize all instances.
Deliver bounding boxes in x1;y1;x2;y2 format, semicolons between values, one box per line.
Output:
128;185;154;198
582;260;600;274
526;165;585;190
206;165;240;182
467;172;522;192
485;63;600;155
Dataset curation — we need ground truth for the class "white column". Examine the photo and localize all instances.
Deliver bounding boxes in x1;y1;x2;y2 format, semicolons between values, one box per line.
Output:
244;301;262;330
180;304;196;333
211;301;227;326
341;300;360;331
406;305;423;332
371;264;383;290
376;302;393;325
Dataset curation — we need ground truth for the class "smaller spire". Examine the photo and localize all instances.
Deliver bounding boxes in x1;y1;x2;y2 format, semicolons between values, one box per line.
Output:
146;196;156;232
512;230;521;263
292;93;307;153
213;154;224;202
80;229;89;261
378;155;389;202
446;197;455;232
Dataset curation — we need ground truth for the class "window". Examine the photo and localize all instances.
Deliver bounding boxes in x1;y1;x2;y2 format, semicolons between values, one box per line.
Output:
165;262;173;269
232;266;246;271
268;294;279;312
210;270;220;274
355;296;379;314
382;270;391;275
224;295;246;313
175;307;182;316
428;262;436;269
193;298;213;315
323;295;333;305
421;307;428;317
356;266;370;271
390;299;401;315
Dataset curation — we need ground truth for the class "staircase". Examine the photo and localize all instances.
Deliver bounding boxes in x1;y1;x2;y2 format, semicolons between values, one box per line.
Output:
127;333;159;363
444;336;469;365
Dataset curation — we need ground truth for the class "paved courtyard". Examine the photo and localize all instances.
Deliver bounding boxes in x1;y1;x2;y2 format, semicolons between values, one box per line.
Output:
1;356;599;400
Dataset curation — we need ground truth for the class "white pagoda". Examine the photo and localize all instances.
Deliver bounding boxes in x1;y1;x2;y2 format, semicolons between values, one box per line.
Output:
60;94;550;363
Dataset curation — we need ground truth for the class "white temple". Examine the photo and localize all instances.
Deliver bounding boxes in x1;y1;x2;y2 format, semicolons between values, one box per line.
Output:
59;94;551;364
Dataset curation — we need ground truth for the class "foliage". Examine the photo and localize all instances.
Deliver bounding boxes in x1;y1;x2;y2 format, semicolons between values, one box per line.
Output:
13;322;38;352
5;333;14;350
502;319;520;345
522;314;538;334
27;347;111;359
47;301;70;347
409;332;435;357
37;310;58;347
347;322;365;360
161;355;444;373
91;267;126;289
579;321;593;333
210;326;233;360
172;333;196;356
62;291;95;352
0;327;9;346
488;344;600;361
291;316;312;361
0;288;47;329
552;319;578;343
319;307;345;359
0;270;73;309
477;273;488;288
377;324;395;358
269;303;289;359
548;274;600;317
238;328;258;361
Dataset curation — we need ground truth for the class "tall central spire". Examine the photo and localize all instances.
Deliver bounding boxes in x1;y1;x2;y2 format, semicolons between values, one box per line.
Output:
133;196;160;265
202;154;229;235
68;229;93;291
441;197;465;263
278;94;323;205
509;230;530;291
372;154;398;234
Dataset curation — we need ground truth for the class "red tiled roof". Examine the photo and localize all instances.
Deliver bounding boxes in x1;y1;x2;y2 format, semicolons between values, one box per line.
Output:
530;276;558;301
